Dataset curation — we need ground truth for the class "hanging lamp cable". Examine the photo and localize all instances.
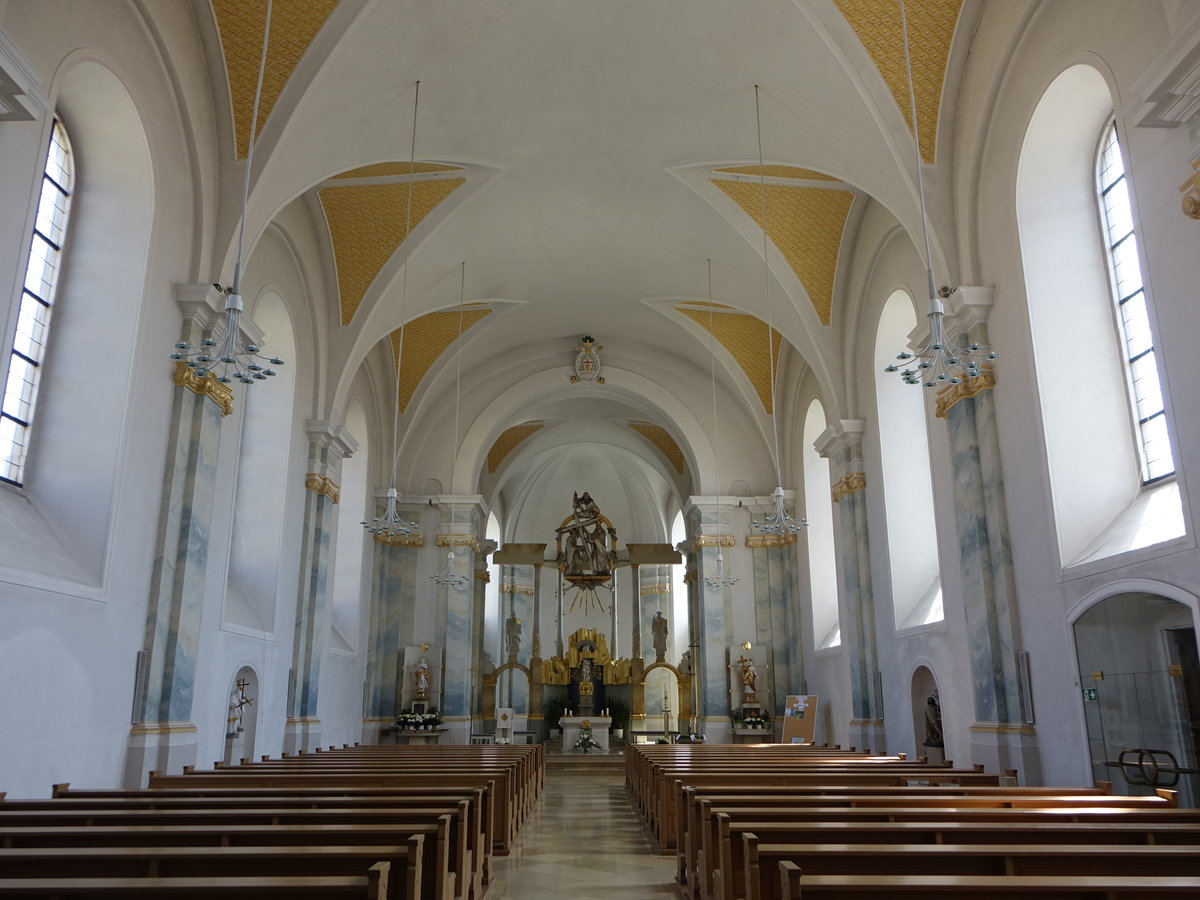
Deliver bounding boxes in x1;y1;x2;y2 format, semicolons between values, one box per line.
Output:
703;258;740;588
431;261;470;586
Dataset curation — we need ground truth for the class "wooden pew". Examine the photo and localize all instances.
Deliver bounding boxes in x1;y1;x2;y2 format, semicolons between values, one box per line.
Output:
713;817;1200;900
0;865;390;898
745;838;1200;900
777;866;1200;899
0;821;453;900
0;842;421;900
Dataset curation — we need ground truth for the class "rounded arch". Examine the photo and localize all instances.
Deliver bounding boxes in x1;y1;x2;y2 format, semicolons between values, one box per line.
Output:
910;663;942;762
222;664;260;766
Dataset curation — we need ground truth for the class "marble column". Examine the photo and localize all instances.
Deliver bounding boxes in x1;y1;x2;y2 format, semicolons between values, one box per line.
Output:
361;522;422;745
936;287;1039;781
816;419;885;754
470;542;495;726
684;499;737;740
125;285;242;787
435;497;482;741
747;531;804;709
629;563;643;659
284;420;356;753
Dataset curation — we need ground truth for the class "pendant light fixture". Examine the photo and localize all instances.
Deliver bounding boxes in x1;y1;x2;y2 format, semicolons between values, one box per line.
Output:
747;85;808;537
364;81;424;539
702;258;740;589
431;261;470;588
884;0;995;386
172;0;285;385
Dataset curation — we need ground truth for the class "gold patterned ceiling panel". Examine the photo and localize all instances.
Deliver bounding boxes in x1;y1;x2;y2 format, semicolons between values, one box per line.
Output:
320;177;466;325
712;180;853;326
333;162;463;179
487;421;544;473
715;165;839;182
212;0;339;159
629;423;686;474
676;306;783;414
388;306;492;412
834;0;963;164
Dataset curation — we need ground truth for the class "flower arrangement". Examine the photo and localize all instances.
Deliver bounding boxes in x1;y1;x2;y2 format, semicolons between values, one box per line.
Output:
741;715;767;729
395;708;442;730
573;722;602;753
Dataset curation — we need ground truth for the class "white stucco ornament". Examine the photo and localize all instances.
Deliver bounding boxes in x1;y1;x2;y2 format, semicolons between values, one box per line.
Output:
570;335;605;384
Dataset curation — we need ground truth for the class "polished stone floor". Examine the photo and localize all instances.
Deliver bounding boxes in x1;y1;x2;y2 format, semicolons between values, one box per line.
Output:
487;772;676;898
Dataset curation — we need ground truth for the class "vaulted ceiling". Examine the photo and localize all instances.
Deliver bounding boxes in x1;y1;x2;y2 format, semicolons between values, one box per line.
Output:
204;0;970;539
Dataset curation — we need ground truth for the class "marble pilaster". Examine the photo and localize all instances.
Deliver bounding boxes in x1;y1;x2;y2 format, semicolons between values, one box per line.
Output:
746;530;803;709
435;497;483;738
125;285;237;787
683;499;736;737
816;419;885;753
285;420;355;753
938;287;1039;781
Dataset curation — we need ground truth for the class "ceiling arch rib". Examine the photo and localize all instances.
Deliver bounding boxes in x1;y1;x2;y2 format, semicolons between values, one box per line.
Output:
212;0;339;159
711;171;854;327
627;422;686;475
319;166;467;325
487;421;545;474
389;305;492;412
833;0;964;164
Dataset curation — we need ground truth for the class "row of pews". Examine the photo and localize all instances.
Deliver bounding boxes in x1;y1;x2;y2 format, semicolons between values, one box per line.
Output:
0;743;543;899
627;742;1200;899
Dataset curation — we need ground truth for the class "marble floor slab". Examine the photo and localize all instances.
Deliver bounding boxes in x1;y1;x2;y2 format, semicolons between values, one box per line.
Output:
487;773;676;898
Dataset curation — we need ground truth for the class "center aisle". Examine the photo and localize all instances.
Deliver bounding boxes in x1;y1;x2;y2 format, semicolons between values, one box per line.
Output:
488;765;676;898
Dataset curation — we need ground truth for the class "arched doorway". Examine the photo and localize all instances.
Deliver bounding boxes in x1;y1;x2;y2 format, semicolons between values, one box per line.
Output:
222;666;259;765
910;665;942;763
1074;592;1200;805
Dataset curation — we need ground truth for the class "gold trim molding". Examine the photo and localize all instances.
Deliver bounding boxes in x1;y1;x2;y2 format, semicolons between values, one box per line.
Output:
305;473;340;503
373;533;424;547
640;583;672;596
746;533;798;548
695;535;736;548
172;362;233;417
501;583;535;596
437;534;479;550
968;722;1037;735
683;571;697;585
129;721;198;736
474;570;491;583
935;367;996;418
832;472;867;503
1182;158;1200;219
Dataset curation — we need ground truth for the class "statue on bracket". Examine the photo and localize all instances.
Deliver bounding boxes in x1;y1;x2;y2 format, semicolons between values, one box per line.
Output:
555;491;618;615
505;613;522;658
652;610;669;660
413;657;431;701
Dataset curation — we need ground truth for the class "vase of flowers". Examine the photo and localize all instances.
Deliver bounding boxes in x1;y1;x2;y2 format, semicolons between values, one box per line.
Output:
573;722;602;753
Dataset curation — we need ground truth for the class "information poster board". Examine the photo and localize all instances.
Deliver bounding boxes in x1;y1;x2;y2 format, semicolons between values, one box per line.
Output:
781;694;818;744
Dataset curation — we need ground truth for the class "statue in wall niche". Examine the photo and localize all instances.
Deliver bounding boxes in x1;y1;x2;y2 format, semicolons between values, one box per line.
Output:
652;610;669;659
924;693;944;749
738;655;758;699
414;657;430;701
505;613;522;658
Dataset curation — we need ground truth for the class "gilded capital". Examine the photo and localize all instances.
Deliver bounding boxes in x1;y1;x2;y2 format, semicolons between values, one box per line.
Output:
832;472;867;503
436;533;479;550
640;582;671;595
1182;158;1200;220
373;532;424;547
172;362;233;416
935;366;997;418
746;533;797;548
304;473;340;503
695;534;736;548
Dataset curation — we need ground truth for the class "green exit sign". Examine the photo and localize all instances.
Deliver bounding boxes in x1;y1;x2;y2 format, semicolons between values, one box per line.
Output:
1082;688;1098;702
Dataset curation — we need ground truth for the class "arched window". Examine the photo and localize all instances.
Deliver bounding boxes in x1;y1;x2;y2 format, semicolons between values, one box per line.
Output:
2;121;74;485
331;399;369;650
1095;123;1174;484
1017;65;1184;568
803;400;840;648
875;290;942;629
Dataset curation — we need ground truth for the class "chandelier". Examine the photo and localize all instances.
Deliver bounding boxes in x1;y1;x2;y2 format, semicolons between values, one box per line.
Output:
364;82;425;539
884;0;995;386
701;259;739;589
746;86;807;537
172;0;285;385
431;262;471;587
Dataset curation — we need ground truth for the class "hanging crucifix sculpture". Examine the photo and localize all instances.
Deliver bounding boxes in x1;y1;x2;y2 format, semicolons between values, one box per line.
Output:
555;491;618;615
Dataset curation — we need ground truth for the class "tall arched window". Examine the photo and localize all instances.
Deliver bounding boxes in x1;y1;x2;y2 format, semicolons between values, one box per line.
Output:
875;290;941;629
803;400;840;648
2;121;74;485
1096;123;1174;484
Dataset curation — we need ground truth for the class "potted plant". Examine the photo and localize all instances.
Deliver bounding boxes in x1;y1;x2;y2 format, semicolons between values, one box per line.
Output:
607;698;630;740
543;694;569;737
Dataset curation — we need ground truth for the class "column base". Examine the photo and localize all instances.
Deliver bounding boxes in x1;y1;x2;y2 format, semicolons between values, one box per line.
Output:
969;722;1040;784
284;716;322;754
124;722;198;788
848;718;887;755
